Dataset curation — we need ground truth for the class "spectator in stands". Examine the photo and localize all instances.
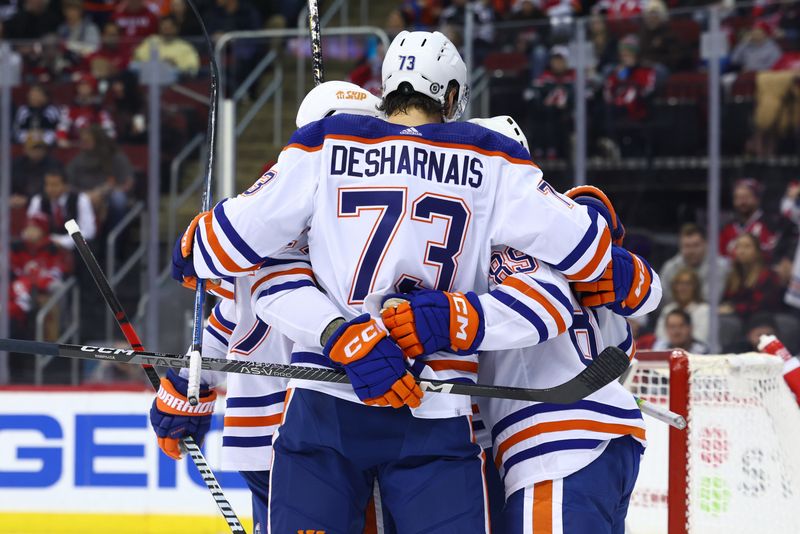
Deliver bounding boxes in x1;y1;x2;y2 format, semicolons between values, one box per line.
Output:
638;0;691;80
57;0;101;58
132;15;199;76
722;312;778;353
588;13;618;78
26;32;75;83
81;22;132;78
4;0;61;39
730;21;782;73
13;84;61;146
720;233;783;321
11;133;61;209
27;168;96;250
660;223;730;304
66;125;134;230
652;309;709;354
603;35;657;157
719;178;778;259
781;181;800;310
655;268;710;346
111;0;158;43
525;45;574;160
56;73;116;146
11;213;71;308
749;49;800;157
105;72;146;143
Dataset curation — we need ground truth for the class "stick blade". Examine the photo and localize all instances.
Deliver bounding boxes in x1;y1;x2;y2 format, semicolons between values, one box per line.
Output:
580;345;632;393
534;345;631;404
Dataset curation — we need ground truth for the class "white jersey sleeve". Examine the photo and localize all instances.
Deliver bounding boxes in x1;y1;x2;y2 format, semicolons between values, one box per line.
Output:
488;161;611;283
249;235;342;350
478;246;574;350
190;135;322;278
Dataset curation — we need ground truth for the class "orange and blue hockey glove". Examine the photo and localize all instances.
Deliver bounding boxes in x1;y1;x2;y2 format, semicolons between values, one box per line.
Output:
564;185;625;245
149;369;217;460
324;314;423;409
381;290;485;359
573;246;653;315
171;211;207;284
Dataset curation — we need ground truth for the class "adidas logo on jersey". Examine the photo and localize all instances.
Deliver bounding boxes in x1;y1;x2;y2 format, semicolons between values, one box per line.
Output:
399;126;422;136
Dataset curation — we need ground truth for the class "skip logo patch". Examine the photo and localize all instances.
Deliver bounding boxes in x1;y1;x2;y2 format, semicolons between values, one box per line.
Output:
242;170;277;197
336;89;368;100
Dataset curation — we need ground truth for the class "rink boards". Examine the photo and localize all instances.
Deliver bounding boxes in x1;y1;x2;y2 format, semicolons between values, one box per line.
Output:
0;387;253;534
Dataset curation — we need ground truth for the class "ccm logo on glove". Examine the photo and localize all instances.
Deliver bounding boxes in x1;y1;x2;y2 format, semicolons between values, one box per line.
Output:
343;323;382;359
451;294;473;343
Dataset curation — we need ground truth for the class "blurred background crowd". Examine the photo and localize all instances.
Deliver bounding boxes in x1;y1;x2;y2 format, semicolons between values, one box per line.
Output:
1;0;800;385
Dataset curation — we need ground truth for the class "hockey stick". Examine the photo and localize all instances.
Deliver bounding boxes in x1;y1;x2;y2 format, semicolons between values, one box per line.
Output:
635;396;687;430
0;338;630;404
64;221;245;533
307;0;325;86
184;0;219;407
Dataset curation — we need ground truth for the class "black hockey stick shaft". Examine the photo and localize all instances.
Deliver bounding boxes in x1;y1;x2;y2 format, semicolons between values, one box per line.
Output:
65;221;244;533
307;0;325;86
184;0;219;407
0;338;630;404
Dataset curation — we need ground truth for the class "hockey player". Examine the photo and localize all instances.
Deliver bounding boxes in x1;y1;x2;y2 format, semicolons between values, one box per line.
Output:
170;31;614;532
151;81;381;534
379;116;660;533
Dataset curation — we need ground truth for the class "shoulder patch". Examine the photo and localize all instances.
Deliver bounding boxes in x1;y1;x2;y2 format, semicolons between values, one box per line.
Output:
242;169;277;197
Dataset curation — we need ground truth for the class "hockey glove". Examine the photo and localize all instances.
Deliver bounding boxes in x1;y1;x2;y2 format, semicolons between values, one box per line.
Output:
381;290;485;359
564;185;625;245
324;314;423;409
573;246;653;314
171;211;206;284
150;369;216;460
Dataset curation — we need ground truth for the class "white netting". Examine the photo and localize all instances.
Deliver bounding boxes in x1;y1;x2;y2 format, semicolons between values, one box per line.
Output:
625;352;800;534
626;357;671;534
684;354;800;534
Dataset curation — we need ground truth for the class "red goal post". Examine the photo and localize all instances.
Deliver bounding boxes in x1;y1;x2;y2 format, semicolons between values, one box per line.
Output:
626;350;800;534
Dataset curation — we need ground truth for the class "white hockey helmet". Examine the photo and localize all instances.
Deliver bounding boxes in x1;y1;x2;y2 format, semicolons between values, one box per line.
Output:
295;80;381;128
469;115;530;153
381;30;469;122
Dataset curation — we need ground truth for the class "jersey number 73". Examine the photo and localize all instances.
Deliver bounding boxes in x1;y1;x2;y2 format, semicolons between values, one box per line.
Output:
338;187;471;304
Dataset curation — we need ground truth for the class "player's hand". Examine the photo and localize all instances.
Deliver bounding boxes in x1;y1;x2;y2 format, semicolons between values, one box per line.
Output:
564;185;625;245
573;246;652;314
324;314;423;409
149;369;216;460
171;211;207;285
180;276;234;300
380;290;485;359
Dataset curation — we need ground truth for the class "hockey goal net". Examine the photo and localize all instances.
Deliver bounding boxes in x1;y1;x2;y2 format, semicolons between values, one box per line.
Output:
625;350;800;534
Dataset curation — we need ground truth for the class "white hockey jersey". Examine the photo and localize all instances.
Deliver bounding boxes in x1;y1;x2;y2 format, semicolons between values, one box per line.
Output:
199;246;323;472
478;246;660;497
188;115;611;418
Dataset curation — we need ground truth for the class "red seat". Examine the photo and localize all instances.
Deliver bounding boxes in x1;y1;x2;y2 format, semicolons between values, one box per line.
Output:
662;72;708;103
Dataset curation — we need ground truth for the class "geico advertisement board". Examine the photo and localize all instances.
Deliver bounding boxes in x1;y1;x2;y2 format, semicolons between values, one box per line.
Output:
0;389;252;523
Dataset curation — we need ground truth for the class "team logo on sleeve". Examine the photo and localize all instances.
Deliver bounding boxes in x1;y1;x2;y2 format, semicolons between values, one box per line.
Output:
242;169;277;197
